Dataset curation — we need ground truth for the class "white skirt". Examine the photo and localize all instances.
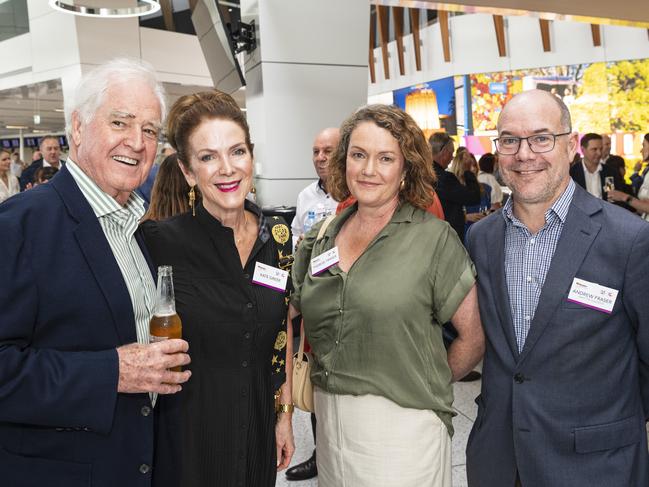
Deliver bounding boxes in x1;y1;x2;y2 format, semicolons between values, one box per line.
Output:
314;387;452;487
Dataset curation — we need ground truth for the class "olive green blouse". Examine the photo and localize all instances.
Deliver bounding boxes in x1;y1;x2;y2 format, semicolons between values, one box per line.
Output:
291;202;476;436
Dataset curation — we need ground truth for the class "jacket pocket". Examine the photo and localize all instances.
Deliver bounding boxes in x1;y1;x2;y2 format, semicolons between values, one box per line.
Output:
574;416;641;453
0;446;91;486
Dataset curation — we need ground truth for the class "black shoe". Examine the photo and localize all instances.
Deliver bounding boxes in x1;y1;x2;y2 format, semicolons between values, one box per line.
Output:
285;453;317;481
459;370;482;382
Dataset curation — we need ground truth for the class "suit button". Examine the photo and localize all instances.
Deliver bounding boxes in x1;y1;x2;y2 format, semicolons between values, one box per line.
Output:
141;406;152;417
246;302;253;309
244;332;251;339
139;464;150;474
514;373;525;383
242;361;248;367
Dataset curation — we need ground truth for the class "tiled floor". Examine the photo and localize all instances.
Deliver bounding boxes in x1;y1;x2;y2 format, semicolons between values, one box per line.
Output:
276;376;481;487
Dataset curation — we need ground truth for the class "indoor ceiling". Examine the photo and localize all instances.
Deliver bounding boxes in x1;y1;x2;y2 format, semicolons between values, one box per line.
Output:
378;0;649;27
0;79;246;140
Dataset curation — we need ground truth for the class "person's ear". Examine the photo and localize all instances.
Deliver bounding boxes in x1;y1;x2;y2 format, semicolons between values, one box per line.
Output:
177;159;196;187
71;112;83;147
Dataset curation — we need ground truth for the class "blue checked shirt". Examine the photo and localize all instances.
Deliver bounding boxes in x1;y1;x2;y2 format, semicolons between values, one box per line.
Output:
503;179;575;352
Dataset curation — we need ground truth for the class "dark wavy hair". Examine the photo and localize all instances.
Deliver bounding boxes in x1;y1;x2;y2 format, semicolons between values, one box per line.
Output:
328;104;437;210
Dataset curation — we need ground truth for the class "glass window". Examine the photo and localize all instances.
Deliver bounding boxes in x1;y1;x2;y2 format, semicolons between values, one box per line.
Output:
0;0;29;43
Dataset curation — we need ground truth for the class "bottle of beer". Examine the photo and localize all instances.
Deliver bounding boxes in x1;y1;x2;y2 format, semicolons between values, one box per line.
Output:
150;265;183;371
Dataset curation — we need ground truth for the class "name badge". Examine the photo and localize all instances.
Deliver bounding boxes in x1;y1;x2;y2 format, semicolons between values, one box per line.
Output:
252;262;289;292
311;247;340;276
567;277;619;314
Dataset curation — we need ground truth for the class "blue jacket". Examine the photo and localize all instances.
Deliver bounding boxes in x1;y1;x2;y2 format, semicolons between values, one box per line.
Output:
0;166;155;487
465;185;649;487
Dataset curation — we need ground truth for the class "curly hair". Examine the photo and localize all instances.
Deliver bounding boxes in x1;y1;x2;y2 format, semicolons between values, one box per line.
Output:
166;90;249;168
328;104;437;210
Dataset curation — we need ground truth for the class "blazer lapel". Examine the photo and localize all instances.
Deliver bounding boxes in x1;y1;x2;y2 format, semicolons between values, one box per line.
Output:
518;187;601;364
52;167;138;345
488;215;520;360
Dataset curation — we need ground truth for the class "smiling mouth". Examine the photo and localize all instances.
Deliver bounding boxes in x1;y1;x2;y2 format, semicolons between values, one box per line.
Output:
112;156;139;166
216;180;241;192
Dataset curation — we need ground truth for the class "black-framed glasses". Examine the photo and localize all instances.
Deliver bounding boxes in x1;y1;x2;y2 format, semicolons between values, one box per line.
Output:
493;132;571;155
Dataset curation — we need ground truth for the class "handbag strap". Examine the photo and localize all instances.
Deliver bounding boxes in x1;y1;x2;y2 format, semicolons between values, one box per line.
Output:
295;214;336;361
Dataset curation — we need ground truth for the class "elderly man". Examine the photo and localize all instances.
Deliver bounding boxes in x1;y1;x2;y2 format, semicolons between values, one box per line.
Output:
465;90;649;487
0;59;191;487
19;135;65;190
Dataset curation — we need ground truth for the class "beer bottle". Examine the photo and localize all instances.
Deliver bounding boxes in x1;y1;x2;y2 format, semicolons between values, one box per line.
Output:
150;265;183;371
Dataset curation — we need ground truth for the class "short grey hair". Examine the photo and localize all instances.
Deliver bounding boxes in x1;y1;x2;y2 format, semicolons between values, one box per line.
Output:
497;89;572;133
65;58;167;138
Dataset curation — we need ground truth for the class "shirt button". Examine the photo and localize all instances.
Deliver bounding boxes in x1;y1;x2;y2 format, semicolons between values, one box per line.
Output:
139;464;150;474
242;361;248;367
244;332;251;339
141;406;151;417
529;238;535;244
338;308;343;314
243;273;250;279
524;315;531;321
246;302;253;309
526;276;532;283
325;371;329;377
335;340;339;345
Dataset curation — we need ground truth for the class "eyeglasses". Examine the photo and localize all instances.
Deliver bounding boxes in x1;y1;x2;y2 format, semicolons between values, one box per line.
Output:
493;132;571;155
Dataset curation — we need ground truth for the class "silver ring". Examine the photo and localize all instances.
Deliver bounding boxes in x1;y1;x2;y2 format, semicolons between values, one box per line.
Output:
49;0;160;18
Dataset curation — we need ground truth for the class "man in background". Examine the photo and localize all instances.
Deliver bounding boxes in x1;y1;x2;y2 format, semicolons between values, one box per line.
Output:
19;135;65;190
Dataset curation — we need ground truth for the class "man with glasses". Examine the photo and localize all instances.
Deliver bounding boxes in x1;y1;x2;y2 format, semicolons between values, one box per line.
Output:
464;90;649;487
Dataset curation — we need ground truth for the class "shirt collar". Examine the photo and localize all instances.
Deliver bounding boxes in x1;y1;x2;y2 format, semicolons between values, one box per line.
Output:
66;158;145;221
502;178;575;226
197;198;271;242
581;160;602;175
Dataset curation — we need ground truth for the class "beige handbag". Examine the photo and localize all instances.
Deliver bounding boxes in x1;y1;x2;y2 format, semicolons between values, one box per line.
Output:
291;214;335;413
292;320;314;412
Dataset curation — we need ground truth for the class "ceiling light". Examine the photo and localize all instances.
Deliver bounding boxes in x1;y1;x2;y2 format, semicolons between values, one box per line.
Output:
48;0;160;18
53;108;65;113
5;125;29;129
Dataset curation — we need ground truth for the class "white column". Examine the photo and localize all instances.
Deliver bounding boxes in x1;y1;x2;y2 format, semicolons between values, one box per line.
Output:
241;0;370;207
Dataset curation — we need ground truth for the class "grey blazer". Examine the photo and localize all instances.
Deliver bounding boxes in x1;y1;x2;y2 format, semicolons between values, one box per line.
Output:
465;185;649;487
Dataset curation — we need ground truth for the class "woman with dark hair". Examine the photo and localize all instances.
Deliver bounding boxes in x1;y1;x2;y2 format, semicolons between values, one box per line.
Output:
477;152;503;208
142;153;198;221
0;149;19;203
290;104;484;486
141;90;294;487
608;133;649;221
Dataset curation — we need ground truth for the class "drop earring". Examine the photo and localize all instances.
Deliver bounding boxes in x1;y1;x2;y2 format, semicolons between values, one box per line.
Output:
188;185;196;216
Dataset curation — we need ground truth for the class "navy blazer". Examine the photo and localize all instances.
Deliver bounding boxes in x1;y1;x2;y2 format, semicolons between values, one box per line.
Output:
0;166;155;487
465;185;649;487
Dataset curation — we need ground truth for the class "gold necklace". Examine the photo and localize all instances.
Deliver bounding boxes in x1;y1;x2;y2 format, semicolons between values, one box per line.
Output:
234;212;249;245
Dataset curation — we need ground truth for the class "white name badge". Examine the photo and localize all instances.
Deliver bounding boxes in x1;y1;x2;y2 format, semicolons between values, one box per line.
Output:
311;247;340;276
252;262;289;292
567;277;619;314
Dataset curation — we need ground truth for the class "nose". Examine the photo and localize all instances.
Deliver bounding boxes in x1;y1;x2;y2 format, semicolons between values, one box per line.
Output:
219;156;234;176
314;151;326;164
125;126;145;152
362;155;378;176
516;138;535;161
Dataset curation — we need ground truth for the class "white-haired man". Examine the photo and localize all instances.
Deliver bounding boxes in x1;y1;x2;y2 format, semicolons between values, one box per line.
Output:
0;59;191;487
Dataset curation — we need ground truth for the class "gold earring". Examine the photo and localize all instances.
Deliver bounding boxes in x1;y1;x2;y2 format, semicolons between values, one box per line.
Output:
399;179;406;191
250;184;257;195
188;186;196;216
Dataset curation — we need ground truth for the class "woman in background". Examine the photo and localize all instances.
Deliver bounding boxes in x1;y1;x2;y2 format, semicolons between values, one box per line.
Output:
450;148;491;233
0;149;19;203
142;91;294;487
142;153;199;221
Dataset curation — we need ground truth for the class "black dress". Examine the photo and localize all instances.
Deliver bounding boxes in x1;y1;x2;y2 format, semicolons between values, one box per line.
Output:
141;201;290;487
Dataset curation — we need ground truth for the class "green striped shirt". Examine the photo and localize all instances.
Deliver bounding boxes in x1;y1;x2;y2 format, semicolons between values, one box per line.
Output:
67;158;156;355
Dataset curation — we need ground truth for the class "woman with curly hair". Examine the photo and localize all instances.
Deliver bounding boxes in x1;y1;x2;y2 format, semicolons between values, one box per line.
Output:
290;104;484;487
